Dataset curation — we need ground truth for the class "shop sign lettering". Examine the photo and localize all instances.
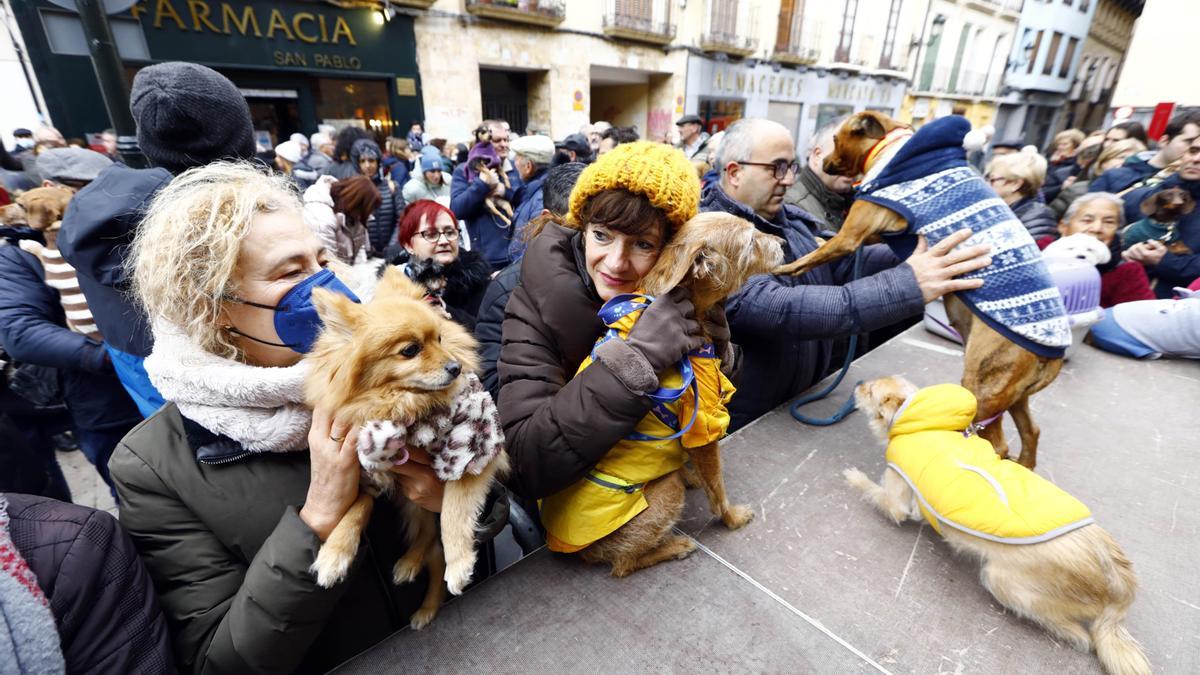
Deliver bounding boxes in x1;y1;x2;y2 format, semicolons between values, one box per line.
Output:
709;63;899;106
132;0;357;46
273;51;362;70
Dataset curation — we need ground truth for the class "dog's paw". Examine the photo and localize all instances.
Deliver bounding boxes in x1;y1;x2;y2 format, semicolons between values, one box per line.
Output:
722;504;754;530
409;606;439;630
843;467;873;490
310;546;354;588
444;556;476;595
392;557;423;585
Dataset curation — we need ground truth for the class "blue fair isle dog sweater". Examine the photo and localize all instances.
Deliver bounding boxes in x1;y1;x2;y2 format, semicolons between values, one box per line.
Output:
856;116;1070;358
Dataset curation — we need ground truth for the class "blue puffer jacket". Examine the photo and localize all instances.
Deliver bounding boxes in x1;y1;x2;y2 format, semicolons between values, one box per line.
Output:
1089;153;1159;194
700;184;925;429
1122;174;1200;297
507;169;547;262
0;244;141;431
451;163;514;268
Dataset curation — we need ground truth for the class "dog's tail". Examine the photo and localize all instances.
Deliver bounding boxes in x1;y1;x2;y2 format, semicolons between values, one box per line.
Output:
1090;530;1151;675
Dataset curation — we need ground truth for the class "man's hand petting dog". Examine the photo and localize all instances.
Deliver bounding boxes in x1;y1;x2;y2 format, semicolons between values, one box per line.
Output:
626;287;706;373
391;447;445;513
302;406;363;541
1123;239;1167;266
905;228;992;303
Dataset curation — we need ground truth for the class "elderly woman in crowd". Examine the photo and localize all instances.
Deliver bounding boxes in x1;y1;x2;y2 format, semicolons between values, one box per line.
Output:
986;147;1057;238
303;174;379;265
1051;138;1148;218
114;162;504;674
385;199;492;329
497;141;728;510
1037;192;1155;307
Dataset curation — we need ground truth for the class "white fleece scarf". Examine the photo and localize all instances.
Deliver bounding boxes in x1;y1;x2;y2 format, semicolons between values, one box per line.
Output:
144;321;311;453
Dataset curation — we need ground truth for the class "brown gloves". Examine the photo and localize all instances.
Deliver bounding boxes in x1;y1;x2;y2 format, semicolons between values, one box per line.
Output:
595;288;704;395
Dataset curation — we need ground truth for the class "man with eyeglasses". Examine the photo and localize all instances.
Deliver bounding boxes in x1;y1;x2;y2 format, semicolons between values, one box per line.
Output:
700;118;992;430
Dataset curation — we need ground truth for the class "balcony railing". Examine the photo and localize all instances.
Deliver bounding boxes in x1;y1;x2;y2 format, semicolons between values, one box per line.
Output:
966;0;1024;14
700;31;758;58
773;44;820;66
914;67;1002;98
603;14;676;46
465;0;565;27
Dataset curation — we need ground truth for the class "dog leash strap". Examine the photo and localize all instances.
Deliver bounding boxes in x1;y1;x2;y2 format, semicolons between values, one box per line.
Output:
626;377;700;442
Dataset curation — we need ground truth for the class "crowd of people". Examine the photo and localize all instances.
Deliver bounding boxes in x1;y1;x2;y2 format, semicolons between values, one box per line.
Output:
0;60;1196;673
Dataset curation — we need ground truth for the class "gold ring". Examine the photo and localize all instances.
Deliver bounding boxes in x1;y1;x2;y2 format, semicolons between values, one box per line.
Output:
330;435;345;443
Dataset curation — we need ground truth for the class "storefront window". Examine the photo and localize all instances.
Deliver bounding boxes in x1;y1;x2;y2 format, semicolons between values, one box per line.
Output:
767;101;802;141
816;104;854;133
314;78;394;138
699;99;745;134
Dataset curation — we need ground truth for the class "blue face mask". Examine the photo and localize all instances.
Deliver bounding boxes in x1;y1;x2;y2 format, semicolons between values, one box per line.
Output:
226;268;361;353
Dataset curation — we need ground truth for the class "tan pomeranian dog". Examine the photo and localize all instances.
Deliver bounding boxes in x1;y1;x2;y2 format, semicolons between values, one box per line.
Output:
305;268;509;628
550;212;784;577
847;375;1150;675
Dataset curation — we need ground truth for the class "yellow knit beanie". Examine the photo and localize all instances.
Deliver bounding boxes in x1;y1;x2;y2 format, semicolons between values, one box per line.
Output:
568;141;700;234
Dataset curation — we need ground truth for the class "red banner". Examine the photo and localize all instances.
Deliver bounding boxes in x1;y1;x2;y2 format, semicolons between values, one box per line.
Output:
1147;102;1176;141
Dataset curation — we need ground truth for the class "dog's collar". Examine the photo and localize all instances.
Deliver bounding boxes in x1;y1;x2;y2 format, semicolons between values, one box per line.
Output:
859;128;914;178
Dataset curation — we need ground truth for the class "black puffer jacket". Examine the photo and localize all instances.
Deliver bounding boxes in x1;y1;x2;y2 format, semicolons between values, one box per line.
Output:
1011;196;1059;239
350;139;403;254
383;248;494;330
474;260;522;401
6;493;174;674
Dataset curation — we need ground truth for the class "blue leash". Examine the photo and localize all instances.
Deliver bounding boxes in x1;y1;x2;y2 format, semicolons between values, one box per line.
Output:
789;248;865;426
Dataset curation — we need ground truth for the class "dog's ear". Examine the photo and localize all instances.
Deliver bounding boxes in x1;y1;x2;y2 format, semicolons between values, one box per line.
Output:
312;287;359;337
1140;192;1161;217
848;112;886;139
641;238;701;293
375;265;427;301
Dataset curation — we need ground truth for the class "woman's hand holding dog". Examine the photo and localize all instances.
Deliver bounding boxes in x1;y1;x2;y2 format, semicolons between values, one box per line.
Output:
905;228;993;303
391;447;445;513
627;288;706;374
302;406;363;541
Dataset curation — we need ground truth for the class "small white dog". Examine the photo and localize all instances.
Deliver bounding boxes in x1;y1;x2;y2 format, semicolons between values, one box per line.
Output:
1043;232;1112;266
845;376;1150;675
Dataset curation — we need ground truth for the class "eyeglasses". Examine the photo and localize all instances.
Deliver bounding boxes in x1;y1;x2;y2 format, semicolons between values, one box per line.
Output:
738;159;801;180
418;228;459;243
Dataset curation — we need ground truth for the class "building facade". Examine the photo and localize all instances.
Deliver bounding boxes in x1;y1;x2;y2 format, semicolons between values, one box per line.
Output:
11;0;424;146
994;0;1097;148
1063;0;1142;133
899;0;1021;130
1108;0;1195;127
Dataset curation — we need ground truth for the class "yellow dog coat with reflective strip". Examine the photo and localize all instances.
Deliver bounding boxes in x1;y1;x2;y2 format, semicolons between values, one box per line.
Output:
886;384;1093;544
541;294;733;553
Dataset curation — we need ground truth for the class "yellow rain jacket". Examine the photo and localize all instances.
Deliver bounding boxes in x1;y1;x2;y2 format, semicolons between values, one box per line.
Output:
886;384;1093;544
541;295;734;553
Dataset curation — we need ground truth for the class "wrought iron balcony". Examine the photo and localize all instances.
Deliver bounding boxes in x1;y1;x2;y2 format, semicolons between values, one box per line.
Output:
603;14;677;46
700;32;758;58
465;0;566;28
773;44;820;66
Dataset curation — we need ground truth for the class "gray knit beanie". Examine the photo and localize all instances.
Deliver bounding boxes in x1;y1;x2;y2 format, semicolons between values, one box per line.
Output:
130;62;256;174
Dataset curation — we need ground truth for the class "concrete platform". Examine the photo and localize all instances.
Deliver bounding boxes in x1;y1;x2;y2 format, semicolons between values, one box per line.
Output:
337;326;1200;674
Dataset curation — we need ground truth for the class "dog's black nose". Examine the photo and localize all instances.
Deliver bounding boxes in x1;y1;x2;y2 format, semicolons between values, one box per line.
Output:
444;361;461;378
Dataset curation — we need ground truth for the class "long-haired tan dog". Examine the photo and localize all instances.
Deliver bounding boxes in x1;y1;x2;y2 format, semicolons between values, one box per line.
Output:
305;268;509;628
847;375;1149;675
573;212;784;576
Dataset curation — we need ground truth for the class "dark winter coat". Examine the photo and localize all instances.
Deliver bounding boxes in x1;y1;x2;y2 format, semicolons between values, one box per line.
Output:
784;165;850;232
507;169;547;261
701;184;925;430
5;493;174;674
1042;158;1076;203
110;405;508;675
451;164;514;269
474;260;522;401
383;247;493;330
1010;196;1060;239
1122;174;1200;297
57;164;173;358
1089;153;1160;194
0;243;141;431
349;141;402;254
497;224;655;500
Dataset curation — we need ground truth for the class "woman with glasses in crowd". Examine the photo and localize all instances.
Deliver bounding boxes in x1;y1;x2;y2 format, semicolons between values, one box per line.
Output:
385;200;492;329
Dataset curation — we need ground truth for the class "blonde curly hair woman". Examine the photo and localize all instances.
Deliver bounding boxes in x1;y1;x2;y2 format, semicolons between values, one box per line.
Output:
113;161;503;673
985;147;1057;238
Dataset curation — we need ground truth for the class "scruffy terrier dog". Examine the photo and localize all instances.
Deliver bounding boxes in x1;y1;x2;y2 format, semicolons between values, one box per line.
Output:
568;212;784;577
846;375;1149;675
305;268;509;628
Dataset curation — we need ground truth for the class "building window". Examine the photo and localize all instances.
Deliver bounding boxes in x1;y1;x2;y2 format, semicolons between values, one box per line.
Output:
834;0;859;63
774;0;804;53
710;0;738;35
1025;30;1043;74
1058;36;1079;77
1041;31;1062;76
879;0;902;69
1080;0;1089;10
920;14;947;90
1063;0;1072;6
616;0;653;20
